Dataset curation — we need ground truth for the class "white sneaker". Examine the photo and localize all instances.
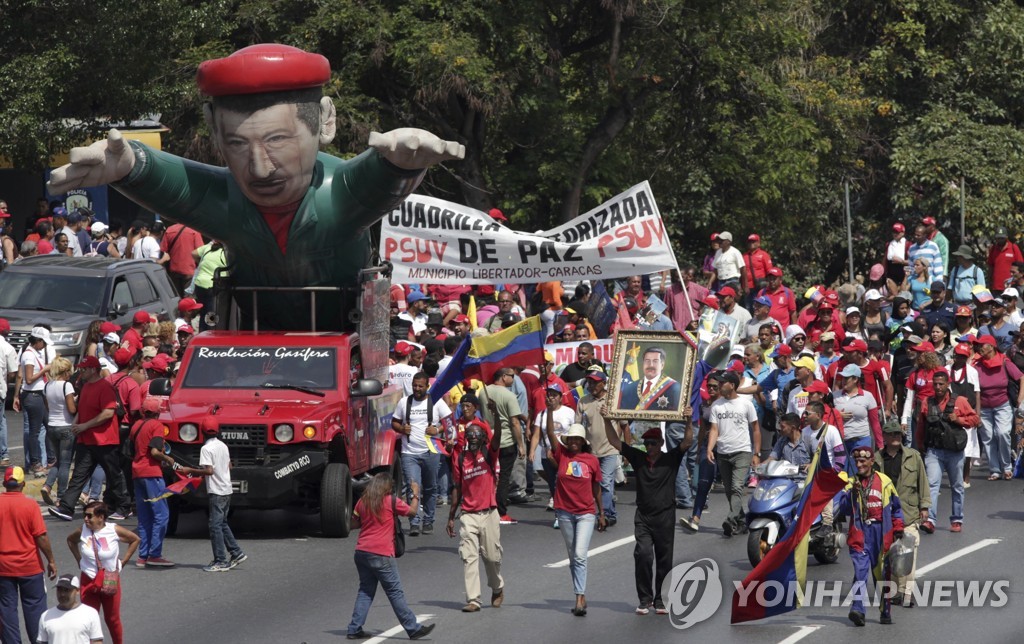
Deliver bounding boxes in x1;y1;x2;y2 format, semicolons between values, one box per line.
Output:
546;497;554;511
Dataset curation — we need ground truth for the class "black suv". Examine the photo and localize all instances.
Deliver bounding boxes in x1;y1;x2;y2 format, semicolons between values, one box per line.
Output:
0;256;180;358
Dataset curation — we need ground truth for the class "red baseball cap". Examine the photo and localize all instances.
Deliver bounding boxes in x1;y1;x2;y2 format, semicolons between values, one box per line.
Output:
910;341;936;352
702;295;719;310
476;284;495;296
142;397;162;414
710;232;719;241
955;305;973;317
718;286;737;298
770;344;793;358
112;348;133;368
394;341;413;357
488;208;508;222
767;267;783;277
892;223;905;232
200;416;219;435
76;355;101;369
973;335;997;347
0;319;9;334
727;359;745;373
143;354;171;373
176;324;195;335
823;291;840;306
196;44;330;96
99;321;121;335
133;311;151;325
953;343;972;356
922;216;937;226
178;298;203;312
748;234;760;242
451;314;470;324
804;380;831;395
845;339;869;352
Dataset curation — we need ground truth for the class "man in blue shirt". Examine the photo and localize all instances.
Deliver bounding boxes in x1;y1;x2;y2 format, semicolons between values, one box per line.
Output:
738;343;796;430
768;413;815;469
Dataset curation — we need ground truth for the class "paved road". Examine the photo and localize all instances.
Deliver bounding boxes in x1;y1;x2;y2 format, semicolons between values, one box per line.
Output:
5;409;1021;643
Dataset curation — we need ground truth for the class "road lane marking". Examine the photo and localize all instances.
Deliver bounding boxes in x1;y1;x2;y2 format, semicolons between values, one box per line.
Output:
916;538;1001;577
364;613;435;644
777;625;822;644
543;536;636;568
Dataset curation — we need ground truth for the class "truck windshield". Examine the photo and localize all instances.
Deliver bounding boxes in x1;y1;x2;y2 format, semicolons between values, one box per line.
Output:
180;346;338;390
0;272;105;315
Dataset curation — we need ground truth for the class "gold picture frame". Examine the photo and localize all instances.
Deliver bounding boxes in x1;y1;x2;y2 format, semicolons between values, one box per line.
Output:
605;330;698;421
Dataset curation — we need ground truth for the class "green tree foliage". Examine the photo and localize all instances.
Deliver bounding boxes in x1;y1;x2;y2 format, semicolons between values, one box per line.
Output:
2;0;1023;284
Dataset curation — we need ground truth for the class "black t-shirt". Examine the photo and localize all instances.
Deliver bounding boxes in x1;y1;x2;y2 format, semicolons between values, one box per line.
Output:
620;443;683;515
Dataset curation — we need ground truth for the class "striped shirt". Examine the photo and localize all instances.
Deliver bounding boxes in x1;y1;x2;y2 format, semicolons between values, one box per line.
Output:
908;240;944;283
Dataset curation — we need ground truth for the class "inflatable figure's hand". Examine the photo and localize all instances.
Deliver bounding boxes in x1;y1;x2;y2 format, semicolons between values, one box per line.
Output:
48;129;136;192
369;128;465;170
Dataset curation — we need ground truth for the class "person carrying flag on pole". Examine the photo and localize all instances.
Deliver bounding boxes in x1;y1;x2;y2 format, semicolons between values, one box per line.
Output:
837;445;905;626
131;397;178;568
446;399;504;613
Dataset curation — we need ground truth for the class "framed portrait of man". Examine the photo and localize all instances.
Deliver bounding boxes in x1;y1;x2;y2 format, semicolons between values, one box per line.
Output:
605;330;698;421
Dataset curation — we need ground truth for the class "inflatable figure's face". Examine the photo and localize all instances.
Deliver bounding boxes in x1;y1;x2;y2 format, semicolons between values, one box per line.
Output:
212;102;320;208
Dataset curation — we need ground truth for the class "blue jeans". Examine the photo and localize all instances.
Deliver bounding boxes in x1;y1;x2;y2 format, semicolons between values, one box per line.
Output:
554;510;596;595
674;441;699;507
87;468;105;500
135;478;170;559
19;392;46;468
979;403;1013;475
347;550;420;636
401;451;438;527
0;573;46;644
692;449;717;520
598;455;617;521
925;448;965;525
209;494;242;564
43;426;74;494
0;396;7;460
435;455;451;505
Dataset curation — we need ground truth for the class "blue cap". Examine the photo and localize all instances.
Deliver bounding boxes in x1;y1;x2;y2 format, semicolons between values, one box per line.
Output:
67;211;83;224
545;382;564;393
838;364;862;378
754;295;772;308
407;291;428;304
585;370;607;382
52;206;67;219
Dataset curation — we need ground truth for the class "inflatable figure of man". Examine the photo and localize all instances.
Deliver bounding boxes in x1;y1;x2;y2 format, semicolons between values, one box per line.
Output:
48;44;464;330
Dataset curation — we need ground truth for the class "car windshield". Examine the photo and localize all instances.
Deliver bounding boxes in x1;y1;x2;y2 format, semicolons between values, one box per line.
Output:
0;272;105;315
181;345;338;390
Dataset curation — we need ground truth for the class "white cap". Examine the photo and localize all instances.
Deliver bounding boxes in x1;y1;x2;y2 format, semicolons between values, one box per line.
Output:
29;326;52;345
846;306;861;315
718;231;733;242
103;332;120;344
90;221;108;235
1002;287;1019;299
864;289;883;301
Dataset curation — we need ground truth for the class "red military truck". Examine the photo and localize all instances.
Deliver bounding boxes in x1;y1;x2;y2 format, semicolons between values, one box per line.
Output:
151;268;403;537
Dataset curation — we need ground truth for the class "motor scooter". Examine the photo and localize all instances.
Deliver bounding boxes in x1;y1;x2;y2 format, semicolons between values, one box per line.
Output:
745;460;842;568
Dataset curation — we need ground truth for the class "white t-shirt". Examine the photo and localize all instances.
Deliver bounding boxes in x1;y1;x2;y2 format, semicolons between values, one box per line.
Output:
77;523;121;578
388;363;419;396
803;423;844;471
37;603;103;644
45;380;76;426
710;396;757;453
62;226;82;256
723;304;752;332
393;395;452;455
200;437;233;495
713;246;745;281
533;406;576;452
19;346;47;392
132;235;161;260
746;316;783;342
397;311;427;336
0;336;18;399
886;238;907;263
949;364;981;392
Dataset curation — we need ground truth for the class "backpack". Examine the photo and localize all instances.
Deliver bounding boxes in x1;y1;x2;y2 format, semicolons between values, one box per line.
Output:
110;373;132;425
924;396;968;452
948;264;981;304
779;378;801;417
121;419;146;461
84;240;103;257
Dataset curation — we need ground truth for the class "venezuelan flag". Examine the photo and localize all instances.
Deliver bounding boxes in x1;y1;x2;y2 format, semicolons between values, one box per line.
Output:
466;315;546;382
145;472;202;502
730;446;848;623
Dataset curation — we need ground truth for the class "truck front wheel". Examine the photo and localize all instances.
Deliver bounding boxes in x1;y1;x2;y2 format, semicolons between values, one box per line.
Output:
320;463;353;537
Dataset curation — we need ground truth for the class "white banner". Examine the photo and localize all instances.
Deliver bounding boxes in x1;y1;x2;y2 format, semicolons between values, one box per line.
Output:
545;339;615;372
380;181;678;284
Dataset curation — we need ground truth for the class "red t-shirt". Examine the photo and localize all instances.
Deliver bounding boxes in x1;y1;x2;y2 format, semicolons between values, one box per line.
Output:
906;367;945;404
452;446;499;512
744;249;773;288
121;327;143;356
160;224;205;275
354;494;410;557
529;374;576;419
107;372;141;417
257;201;300;256
0;491;47;576
77;378;120;446
37;239;53;254
759;285;796;328
131;419;166;479
551;446;602;516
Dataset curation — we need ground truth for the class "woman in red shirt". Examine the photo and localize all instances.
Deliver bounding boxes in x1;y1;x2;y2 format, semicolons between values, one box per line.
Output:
346;475;435;640
545;422;606;617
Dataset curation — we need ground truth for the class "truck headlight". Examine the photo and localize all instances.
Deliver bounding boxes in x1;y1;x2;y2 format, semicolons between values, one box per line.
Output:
179;423;198;442
50;332;82;347
274;424;294;442
303;425;316;439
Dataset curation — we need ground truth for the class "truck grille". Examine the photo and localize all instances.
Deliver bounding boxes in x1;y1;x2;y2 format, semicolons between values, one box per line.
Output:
7;331;29;354
172;425;287;467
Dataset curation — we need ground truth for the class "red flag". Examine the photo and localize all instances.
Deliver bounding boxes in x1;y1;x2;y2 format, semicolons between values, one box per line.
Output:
145;472;202;502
